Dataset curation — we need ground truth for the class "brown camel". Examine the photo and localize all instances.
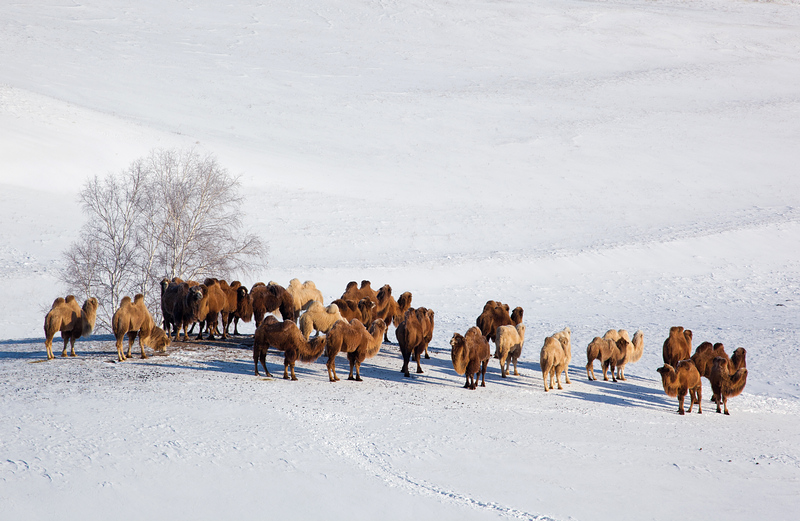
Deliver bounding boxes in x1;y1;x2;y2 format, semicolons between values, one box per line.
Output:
112;294;170;361
252;316;326;380
375;285;413;343
346;319;388;382
43;295;98;359
709;356;748;415
495;323;525;377
586;336;627;382
656;360;702;415
170;283;207;342
397;307;434;377
450;327;491;389
662;326;693;368
251;282;296;326
476;300;521;343
691;342;729;378
229;284;253;335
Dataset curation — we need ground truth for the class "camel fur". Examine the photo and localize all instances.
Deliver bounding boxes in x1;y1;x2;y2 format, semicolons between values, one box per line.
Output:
170;283;206;342
112;294;170;362
585;336;627;382
709;355;748;415
540;328;572;392
663;326;693;368
252;316;326;380
494;323;525;377
450;327;491;389
656;360;702;415
299;301;345;340
43;295;98;359
287;278;324;315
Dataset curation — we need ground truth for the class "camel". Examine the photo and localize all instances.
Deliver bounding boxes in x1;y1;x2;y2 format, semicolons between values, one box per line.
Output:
615;330;643;380
585;336;627;382
228;284;253;335
450;327;491;389
397;307;434;377
663;326;693;368
475;300;513;343
287;278;324;315
341;280;378;304
709;356;748;415
656;360;702;415
540;328;572;392
691;342;729;379
112;294;170;361
252;316;326;380
250;282;296;325
495;323;525;377
299;301;345;340
43;295;98;359
170;283;206;342
199;278;229;340
375;285;413;343
345;320;387;381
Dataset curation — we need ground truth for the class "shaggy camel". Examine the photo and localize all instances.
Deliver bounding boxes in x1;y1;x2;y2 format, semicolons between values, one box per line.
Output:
250;282;296;325
656;360;702;415
217;279;242;338
199;278;229;340
252;316;326;380
341;280;378;304
43;295;98;359
585;336;627;382
397;307;434;377
614;330;644;380
324;318;387;382
375;285;413;343
287;278;324;315
299;301;345;340
495;323;525;377
450;327;491;389
663;326;693;368
540;328;572;392
709;356;748;415
112;294;170;362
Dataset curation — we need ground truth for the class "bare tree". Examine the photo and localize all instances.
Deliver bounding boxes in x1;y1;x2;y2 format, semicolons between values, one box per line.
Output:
61;148;266;330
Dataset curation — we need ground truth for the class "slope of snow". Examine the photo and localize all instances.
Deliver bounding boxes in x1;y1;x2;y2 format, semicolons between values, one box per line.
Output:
1;0;800;519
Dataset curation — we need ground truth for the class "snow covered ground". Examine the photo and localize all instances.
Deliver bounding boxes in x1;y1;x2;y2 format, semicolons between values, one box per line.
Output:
2;0;800;519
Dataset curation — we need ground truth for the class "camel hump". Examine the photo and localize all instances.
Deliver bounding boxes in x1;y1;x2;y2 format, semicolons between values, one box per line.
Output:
52;297;66;307
134;294;145;303
65;295;77;304
120;296;132;306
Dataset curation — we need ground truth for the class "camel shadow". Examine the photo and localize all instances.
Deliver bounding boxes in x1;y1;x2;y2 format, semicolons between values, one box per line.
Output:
0;334;120;360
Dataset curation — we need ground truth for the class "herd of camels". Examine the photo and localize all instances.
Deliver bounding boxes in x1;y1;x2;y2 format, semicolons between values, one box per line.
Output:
43;277;749;415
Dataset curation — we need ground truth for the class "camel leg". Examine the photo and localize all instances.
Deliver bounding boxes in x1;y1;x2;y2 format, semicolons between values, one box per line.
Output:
220;312;230;339
45;334;54;360
415;350;424;374
723;396;730;415
61;334;69;357
602;361;609;381
326;357;339;382
563;368;571;385
463;375;470;389
678;391;686;415
261;350;271;377
288;361;298;381
610;362;617;383
347;359;356;381
401;350;411;377
695;386;702;414
355;361;363;382
68;335;77;357
586;361;594;381
126;332;138;359
423;344;430;360
512;357;519;376
116;336;126;362
556;371;563;390
542;371;549;392
480;361;487;387
499;355;507;378
139;334;148;359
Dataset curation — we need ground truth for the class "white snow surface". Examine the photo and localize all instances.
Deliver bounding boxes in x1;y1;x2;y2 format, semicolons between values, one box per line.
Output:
2;0;800;519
